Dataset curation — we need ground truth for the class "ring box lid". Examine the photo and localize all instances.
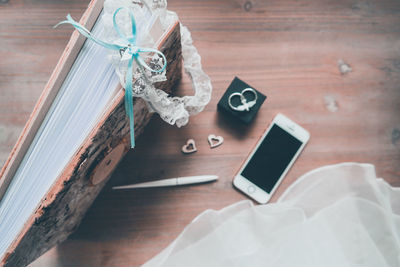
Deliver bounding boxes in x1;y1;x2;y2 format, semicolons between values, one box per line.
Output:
217;77;266;124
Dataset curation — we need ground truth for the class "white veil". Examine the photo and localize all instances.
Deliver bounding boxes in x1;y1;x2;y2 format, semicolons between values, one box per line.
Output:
144;163;400;267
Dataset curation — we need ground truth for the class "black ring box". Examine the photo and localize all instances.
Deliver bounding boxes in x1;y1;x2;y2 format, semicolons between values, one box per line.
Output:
217;77;266;124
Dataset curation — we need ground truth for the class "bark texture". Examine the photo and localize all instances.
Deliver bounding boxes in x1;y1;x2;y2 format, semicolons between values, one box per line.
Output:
4;22;181;267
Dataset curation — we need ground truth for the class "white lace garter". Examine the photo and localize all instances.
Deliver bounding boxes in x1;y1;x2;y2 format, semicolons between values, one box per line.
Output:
102;0;212;127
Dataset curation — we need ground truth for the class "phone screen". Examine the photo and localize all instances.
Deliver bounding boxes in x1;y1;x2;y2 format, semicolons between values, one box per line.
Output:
241;124;303;193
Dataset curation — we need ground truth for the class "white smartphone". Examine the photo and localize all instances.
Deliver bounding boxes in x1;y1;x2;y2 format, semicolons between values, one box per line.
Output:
233;114;310;204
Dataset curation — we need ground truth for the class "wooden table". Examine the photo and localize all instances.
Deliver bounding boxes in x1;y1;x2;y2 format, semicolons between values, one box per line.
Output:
1;0;399;266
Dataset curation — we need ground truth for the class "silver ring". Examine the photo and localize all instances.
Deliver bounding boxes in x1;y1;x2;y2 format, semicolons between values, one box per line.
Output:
228;88;258;112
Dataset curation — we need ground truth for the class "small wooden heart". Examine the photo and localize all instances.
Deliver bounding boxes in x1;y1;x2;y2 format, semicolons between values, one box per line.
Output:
208;134;224;148
182;139;197;154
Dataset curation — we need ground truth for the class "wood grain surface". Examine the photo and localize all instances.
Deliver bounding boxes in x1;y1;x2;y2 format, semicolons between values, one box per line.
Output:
1;0;399;266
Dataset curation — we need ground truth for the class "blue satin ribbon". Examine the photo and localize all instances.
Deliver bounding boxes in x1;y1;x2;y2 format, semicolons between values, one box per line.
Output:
55;7;167;148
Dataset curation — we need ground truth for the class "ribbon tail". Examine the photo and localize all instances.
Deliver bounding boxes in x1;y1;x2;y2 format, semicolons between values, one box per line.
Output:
54;8;169;150
55;14;122;51
126;57;135;148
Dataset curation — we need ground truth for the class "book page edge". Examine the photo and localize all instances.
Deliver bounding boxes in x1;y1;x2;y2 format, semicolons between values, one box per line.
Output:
1;18;180;264
0;0;104;263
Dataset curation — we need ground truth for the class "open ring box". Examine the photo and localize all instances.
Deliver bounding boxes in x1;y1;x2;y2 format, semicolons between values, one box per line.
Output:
217;77;267;124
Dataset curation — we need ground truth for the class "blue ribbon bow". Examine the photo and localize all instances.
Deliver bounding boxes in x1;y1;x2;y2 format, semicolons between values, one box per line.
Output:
55;7;167;148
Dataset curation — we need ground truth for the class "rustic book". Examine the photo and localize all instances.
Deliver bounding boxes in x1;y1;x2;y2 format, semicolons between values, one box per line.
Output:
0;0;182;266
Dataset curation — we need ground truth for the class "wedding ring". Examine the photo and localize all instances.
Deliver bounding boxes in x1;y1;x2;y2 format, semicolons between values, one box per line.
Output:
228;88;258;112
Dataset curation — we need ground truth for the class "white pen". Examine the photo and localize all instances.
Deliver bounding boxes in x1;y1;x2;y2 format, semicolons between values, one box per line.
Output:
112;175;218;189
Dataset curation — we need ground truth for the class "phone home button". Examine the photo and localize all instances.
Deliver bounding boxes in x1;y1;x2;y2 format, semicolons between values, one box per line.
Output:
247;185;256;194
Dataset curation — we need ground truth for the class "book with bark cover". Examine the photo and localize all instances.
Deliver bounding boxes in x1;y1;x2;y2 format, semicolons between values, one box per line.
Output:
0;0;182;265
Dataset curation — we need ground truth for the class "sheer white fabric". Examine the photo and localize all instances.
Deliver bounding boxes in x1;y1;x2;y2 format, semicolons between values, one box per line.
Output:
144;163;400;267
102;0;212;127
